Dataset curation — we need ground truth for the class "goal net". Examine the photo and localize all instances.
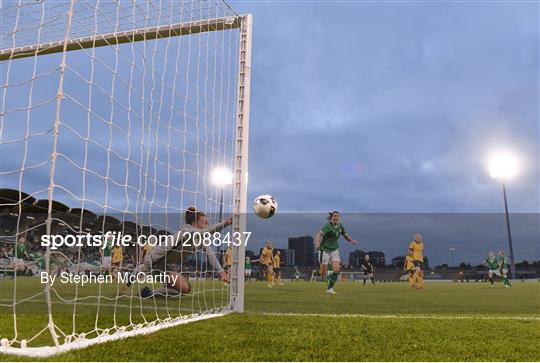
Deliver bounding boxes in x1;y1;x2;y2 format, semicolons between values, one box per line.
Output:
0;0;251;357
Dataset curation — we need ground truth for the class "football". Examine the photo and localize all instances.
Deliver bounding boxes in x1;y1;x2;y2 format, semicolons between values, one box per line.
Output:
253;194;278;218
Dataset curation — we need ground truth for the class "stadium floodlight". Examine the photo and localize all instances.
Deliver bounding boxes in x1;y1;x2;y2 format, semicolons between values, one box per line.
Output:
212;167;233;186
0;1;252;357
212;167;233;222
488;150;520;179
487;149;520;280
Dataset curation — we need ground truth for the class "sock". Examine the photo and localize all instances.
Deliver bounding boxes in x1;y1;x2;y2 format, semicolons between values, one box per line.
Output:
503;277;510;286
411;272;419;286
418;272;424;288
267;272;274;284
489;277;494;285
363;278;366;285
153;287;180;296
327;272;338;290
371;277;375;285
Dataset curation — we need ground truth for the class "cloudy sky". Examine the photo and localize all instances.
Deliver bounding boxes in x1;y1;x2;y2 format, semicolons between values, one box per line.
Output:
231;1;538;214
0;1;538;265
231;1;539;264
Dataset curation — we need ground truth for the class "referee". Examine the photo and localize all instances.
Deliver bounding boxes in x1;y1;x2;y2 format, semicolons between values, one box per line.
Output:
361;254;375;285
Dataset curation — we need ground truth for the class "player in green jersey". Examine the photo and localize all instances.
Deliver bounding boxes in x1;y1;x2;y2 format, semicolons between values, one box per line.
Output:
484;251;500;286
498;250;511;287
245;256;252;281
100;236;114;276
10;236;31;271
314;211;357;294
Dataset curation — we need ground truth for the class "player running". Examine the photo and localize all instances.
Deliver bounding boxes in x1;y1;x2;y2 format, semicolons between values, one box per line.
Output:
99;235;114;276
404;250;416;288
224;246;233;281
484;251;500;286
111;243;123;280
361;254;375;286
10;236;31;271
498;250;511;287
259;240;274;287
409;233;424;290
314;211;357;294
273;250;284;286
245;256;252;281
129;206;231;297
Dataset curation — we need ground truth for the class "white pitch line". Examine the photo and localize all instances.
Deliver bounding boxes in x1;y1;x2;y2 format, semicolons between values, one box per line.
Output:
1;299;538;321
252;312;540;321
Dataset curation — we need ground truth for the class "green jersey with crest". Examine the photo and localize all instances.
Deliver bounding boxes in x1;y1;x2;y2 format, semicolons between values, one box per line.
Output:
102;240;113;257
485;256;498;270
320;222;346;252
16;243;27;259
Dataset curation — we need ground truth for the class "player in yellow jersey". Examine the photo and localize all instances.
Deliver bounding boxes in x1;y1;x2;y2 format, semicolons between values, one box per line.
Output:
273;250;284;286
224;247;233;270
259;240;274;287
140;238;154;263
404;250;416;288
111;243;123;281
223;247;233;286
408;233;424;290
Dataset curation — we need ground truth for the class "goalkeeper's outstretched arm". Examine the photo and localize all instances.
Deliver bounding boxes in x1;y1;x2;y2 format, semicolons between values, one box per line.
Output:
179;215;233;282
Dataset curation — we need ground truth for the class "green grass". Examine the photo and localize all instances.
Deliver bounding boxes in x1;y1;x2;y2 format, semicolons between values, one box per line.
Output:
1;279;539;361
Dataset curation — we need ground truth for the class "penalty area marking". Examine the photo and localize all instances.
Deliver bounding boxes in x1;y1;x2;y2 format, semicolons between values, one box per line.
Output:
252;312;540;321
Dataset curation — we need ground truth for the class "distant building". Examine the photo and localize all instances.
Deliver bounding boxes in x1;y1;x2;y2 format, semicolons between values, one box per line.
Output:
288;236;314;266
349;250;386;267
367;251;386;267
349;250;366;267
392;255;429;268
391;255;405;268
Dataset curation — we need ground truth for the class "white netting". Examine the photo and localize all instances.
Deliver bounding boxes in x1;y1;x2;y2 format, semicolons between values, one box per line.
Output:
0;0;245;356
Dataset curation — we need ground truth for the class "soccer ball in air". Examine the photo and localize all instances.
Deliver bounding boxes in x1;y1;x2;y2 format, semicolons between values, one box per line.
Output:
253;195;278;219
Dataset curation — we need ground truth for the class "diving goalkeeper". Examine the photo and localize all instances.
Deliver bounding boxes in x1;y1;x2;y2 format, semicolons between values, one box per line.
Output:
128;206;231;297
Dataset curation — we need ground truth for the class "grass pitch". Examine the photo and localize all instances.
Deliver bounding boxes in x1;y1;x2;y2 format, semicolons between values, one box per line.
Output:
1;279;539;361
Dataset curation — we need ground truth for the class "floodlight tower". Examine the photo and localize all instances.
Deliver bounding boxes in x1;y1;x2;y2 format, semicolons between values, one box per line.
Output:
212;167;233;222
488;151;520;279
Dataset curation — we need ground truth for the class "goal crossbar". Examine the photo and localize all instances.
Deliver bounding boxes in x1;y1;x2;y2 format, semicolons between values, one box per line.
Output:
0;16;242;61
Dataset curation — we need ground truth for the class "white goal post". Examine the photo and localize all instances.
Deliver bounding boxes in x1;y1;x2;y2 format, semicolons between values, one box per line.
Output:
0;0;251;357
